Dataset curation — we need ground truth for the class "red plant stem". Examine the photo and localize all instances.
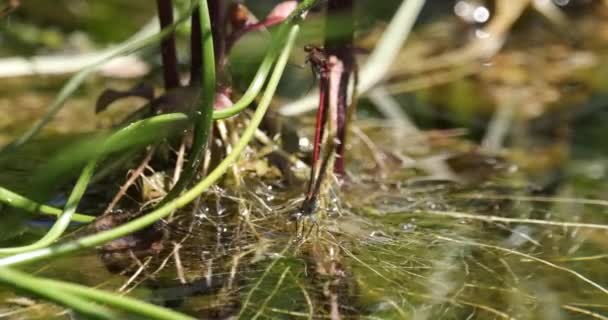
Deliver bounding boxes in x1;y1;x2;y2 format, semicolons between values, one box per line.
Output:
324;0;356;178
334;70;350;175
156;0;180;90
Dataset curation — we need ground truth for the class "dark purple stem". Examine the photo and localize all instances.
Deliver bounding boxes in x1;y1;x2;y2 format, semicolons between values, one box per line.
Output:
325;0;356;178
189;8;202;85
156;0;180;90
208;0;227;73
190;1;226;86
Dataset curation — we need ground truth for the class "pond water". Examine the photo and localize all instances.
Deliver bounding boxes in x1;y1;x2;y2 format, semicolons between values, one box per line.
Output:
2;1;608;319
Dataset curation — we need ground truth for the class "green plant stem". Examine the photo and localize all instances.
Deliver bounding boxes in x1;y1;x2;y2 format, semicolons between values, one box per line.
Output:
0;0;318;223
0;0;320;154
0;112;188;253
36;113;188;188
163;0;318;201
0;160;96;255
116;22;291;122
159;0;216;206
212;24;289;120
0;25;300;268
0;187;94;223
158;0;320;202
0;267;117;320
38;278;195;320
211;0;320;118
0;113;188;226
288;0;321;21
357;0;425;92
0;4;196;154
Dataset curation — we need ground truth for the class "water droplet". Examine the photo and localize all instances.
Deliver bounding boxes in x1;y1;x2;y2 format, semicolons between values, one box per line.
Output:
472;6;490;23
299;137;311;150
400;223;416;232
454;1;473;19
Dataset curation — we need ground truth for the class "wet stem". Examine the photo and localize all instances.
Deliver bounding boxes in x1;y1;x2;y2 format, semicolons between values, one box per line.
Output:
0;0;320;315
0;23;302;268
325;0;356;178
306;0;356;203
157;0;217;206
156;0;181;90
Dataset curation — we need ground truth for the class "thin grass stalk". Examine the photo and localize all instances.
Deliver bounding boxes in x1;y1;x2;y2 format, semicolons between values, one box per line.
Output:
0;160;96;255
158;0;216;205
38;277;196;320
212;24;290;119
0;187;94;223
33;113;189;189
0;267;117;320
1;0;322;153
0;3;197;154
0;267;195;319
0;1;319;226
0;113;188;225
290;0;321;18
0;25;300;268
160;0;320;202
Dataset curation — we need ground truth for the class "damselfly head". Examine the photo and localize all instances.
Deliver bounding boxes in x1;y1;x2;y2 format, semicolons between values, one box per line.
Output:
304;44;329;78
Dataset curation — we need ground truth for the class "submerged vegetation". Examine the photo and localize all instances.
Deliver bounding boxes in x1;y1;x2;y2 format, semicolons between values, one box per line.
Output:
1;0;608;319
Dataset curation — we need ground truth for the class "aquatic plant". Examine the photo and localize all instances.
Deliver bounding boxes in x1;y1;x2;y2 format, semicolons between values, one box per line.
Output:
1;0;608;319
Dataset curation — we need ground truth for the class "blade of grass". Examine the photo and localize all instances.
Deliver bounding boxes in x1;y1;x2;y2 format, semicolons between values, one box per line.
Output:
31;113;188;193
0;186;94;223
0;160;96;255
160;0;322;204
212;24;289;120
288;0;321;20
38;277;196;320
162;0;322;203
0;0;321;155
0;0;318;229
159;0;216;206
0;113;188;225
0;3;196;154
0;267;117;320
213;0;321;119
0;25;300;268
